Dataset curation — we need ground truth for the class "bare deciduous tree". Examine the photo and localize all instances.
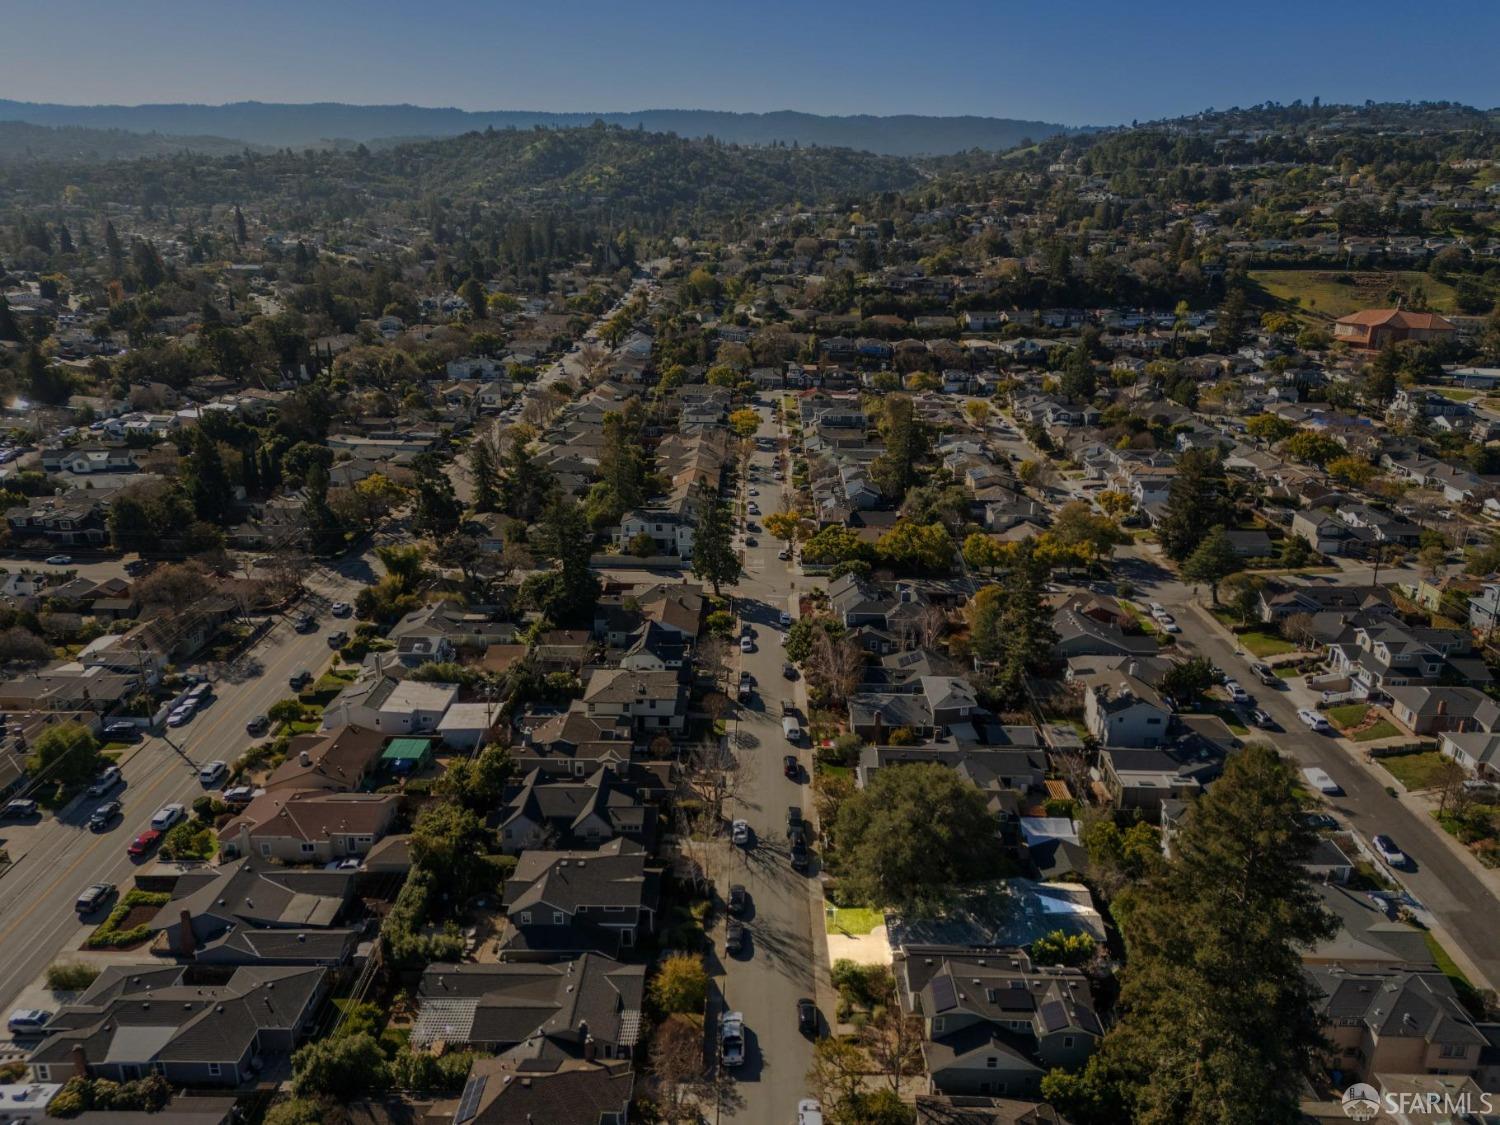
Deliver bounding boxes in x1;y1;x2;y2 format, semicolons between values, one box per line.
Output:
806;629;867;706
680;739;758;830
860;970;925;1093
1282;612;1318;651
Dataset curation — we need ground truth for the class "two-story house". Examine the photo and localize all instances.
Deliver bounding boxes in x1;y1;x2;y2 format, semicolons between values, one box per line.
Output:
499;839;660;959
580;669;687;738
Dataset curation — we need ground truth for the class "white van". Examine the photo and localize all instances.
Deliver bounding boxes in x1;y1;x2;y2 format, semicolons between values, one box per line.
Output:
782;716;802;743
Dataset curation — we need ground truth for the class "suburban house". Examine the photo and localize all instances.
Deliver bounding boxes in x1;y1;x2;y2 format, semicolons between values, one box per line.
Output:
1051;607;1157;660
1098;745;1225;815
217;791;401;864
897;949;1101;1098
27;965;327;1087
1439;730;1500;780
322;672;459;734
494;766;658;854
264;725;386;793
1070;659;1171;748
499;839;660;959
412;954;644;1060
1384;686;1500;736
1309;966;1484;1083
432;1056;633;1125
580;669;687;737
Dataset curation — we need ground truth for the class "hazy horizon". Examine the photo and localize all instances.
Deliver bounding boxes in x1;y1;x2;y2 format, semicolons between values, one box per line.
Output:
3;0;1497;127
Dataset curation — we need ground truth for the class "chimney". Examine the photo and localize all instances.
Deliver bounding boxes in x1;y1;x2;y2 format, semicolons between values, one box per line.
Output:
583;1034;597;1062
1436;698;1448;717
299;750;311;767
70;1044;88;1079
177;910;196;957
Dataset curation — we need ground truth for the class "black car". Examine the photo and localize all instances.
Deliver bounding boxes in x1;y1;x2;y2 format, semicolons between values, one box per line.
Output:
789;827;810;872
783;754;799;780
782;662;798;680
245;714;270;737
727;884;748;917
327;631;349;649
725;920;747;955
797;997;818;1037
787;806;803;837
89;800;122;830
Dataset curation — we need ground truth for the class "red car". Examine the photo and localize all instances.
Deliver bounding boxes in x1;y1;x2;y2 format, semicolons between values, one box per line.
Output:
127;829;163;857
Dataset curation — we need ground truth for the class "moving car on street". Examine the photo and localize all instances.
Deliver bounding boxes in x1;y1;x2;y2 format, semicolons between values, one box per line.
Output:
75;883;113;913
731;819;751;846
89;801;122;830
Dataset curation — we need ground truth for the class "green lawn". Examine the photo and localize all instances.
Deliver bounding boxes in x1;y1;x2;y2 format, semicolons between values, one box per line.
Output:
827;906;884;936
1424;931;1486;1018
1275;666;1301;680
1238;630;1297;658
1325;703;1371;728
1351;720;1402;743
1249;268;1461;319
1380;751;1453;791
1435;387;1480;401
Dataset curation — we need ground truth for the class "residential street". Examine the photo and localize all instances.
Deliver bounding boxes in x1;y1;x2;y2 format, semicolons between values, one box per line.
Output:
0;566;361;1032
1116;547;1500;990
717;401;822;1122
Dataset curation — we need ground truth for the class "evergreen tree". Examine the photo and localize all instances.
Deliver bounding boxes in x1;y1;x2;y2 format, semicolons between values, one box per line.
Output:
1157;448;1230;562
24;346;71;406
241;442;262;498
870;394;930;502
57;223;74;254
690;488;742;596
184;431;235;525
234;205;248;246
412;454;462;540
301;461;342;556
1047;744;1335;1124
499;436;555;523
521;495;600;627
469;435;499;513
1182;526;1241;604
459;276;488;321
103;219;122;270
0;296;20;342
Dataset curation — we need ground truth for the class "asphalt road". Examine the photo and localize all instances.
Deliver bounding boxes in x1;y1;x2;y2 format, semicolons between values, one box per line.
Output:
718;402;821;1122
1118;550;1500;990
0;567;361;1028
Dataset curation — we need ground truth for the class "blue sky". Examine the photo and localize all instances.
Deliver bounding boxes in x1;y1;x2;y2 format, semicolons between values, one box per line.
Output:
2;0;1497;125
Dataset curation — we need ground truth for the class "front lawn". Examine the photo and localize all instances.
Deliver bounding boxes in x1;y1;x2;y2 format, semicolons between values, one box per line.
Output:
827;906;884;936
1379;752;1452;792
1238;630;1297;658
1326;703;1402;743
1424;932;1487;1018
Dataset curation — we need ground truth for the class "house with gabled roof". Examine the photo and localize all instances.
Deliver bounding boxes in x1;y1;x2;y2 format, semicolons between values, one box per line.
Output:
498;839;659;959
494;766;658;854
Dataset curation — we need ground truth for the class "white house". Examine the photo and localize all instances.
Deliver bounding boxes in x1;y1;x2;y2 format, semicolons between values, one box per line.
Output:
322;672;459;735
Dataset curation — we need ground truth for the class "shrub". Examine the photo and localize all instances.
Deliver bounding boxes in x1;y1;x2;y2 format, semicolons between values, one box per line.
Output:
45;962;100;991
1030;929;1097;967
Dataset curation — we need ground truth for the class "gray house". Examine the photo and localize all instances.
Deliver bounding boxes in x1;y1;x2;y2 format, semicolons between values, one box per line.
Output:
29;965;326;1087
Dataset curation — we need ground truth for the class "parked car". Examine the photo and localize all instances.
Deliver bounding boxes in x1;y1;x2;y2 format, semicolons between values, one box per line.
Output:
87;766;123;796
1;798;38;820
75;883;113;913
731;819;751;846
327;631;349;649
779;610;792;627
102;721;140;742
89;800;122;830
1301;766;1342;796
245;714;270;736
739;636;754;653
777;548;790;561
783;754;799;780
1250;708;1274;729
783;662;798;680
289;670;313;690
188;682;213;704
198;761;227;786
123;559;149;576
787;806;803;838
1298;708;1333;733
1249;662;1279;686
150;803;185;830
1373;834;1408;868
727;884;748;916
782;715;802;743
166;705;194;727
744;535;757;547
726;920;747;955
797;999;819;1038
330;602;352;617
720;1011;746;1067
293;613;316;633
221;786;256;807
790;830;810;872
8;1009;50;1034
324;858;361;871
44;555;72;566
127;829;163;856
1224;681;1251;704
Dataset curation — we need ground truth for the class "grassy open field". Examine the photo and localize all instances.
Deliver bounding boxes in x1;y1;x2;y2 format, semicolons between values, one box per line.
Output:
1249;269;1460;320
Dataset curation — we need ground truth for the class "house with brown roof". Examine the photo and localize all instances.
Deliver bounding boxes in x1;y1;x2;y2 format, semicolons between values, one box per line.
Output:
217;790;400;864
264;725;386;793
1333;308;1457;352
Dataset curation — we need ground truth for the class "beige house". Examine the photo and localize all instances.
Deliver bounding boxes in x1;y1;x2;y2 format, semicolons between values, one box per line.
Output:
219;790;400;864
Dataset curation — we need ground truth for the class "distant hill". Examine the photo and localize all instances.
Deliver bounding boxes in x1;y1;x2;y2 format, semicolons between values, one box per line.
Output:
0;124;923;231
0;120;254;164
0;99;1079;156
